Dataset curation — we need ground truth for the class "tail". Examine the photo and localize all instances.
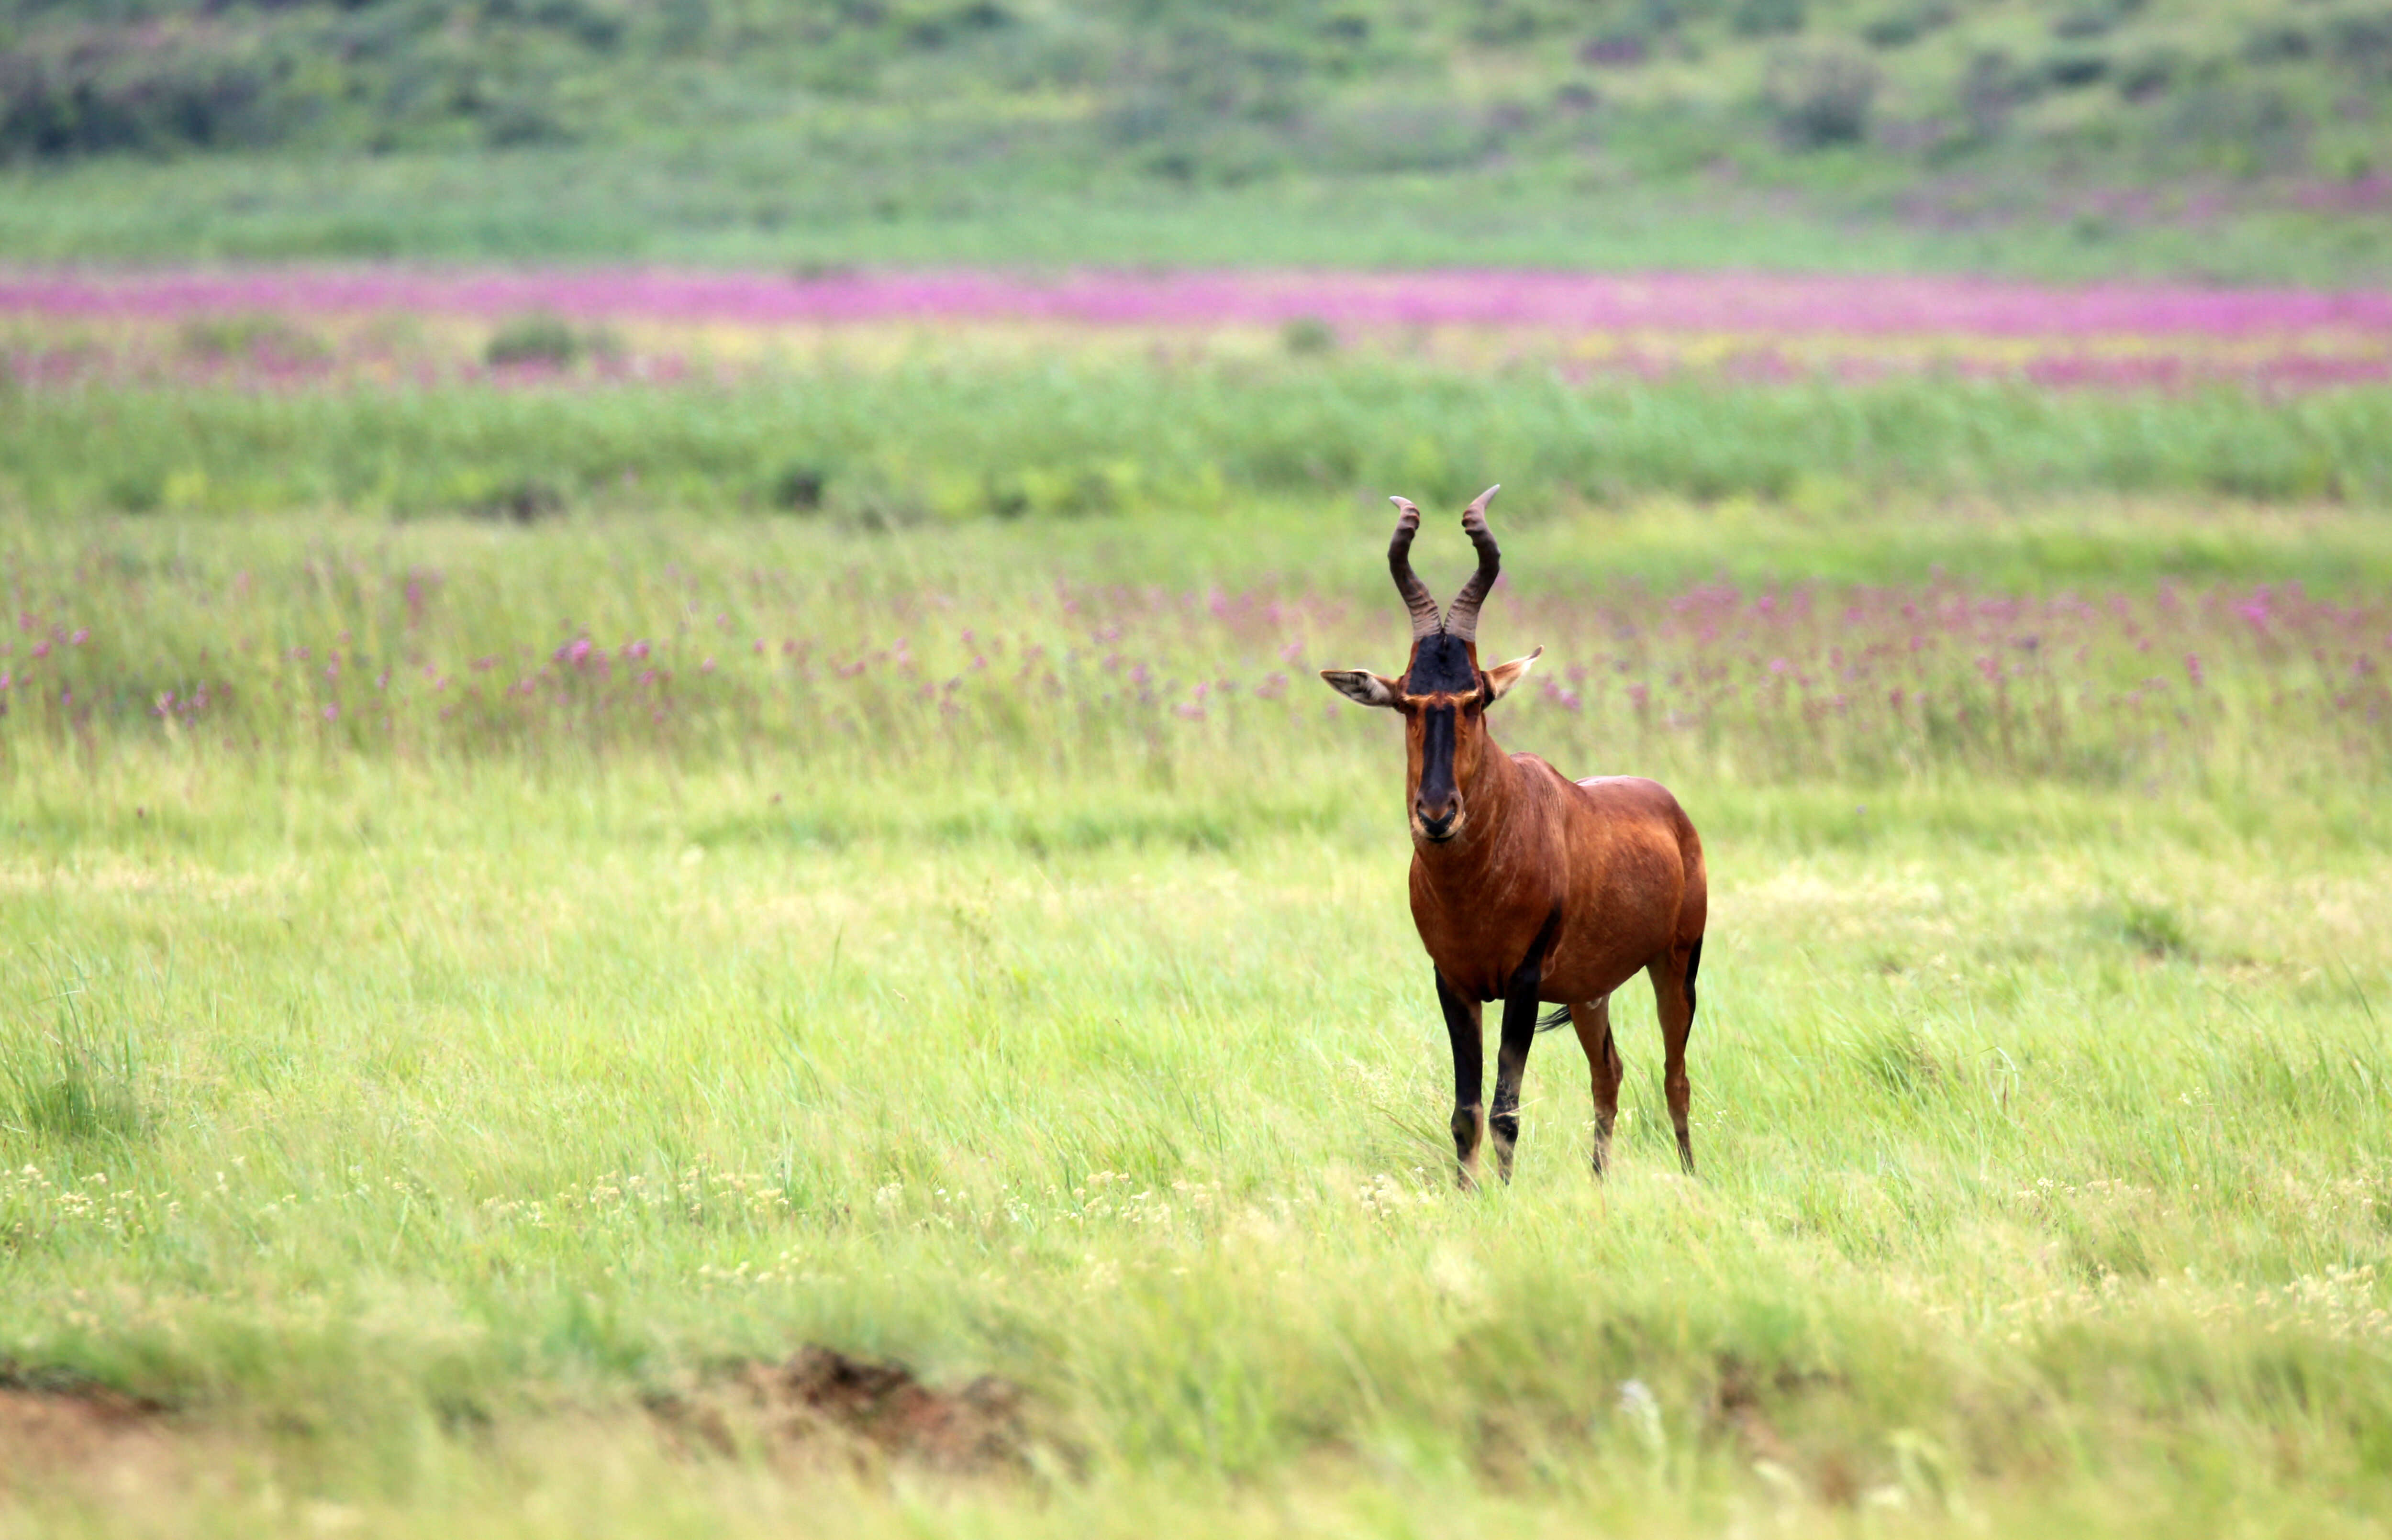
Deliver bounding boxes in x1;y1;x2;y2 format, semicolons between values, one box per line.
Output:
1536;1005;1574;1034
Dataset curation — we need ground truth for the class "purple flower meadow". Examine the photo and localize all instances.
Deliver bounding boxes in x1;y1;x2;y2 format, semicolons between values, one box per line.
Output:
3;267;2388;388
6;566;2384;794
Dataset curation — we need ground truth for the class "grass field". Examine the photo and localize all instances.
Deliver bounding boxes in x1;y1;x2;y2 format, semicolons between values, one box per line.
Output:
2;499;2389;1536
11;0;2392;1524
7;370;2392;526
9;150;2390;286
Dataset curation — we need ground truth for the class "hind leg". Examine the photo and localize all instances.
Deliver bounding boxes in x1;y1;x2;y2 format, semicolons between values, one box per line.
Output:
1569;996;1622;1176
1647;938;1702;1176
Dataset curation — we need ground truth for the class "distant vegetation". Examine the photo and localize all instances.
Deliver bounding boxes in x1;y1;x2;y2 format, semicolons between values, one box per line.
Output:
4;0;2384;178
0;0;2386;275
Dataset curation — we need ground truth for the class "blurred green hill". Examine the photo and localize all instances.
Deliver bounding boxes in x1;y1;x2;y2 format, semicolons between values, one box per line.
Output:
1;0;2386;276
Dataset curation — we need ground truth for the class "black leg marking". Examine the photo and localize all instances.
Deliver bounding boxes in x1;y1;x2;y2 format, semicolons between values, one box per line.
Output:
1435;970;1484;1189
1489;909;1563;1184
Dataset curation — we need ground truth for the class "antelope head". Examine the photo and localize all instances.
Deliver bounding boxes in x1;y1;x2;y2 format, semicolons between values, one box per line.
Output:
1319;486;1543;844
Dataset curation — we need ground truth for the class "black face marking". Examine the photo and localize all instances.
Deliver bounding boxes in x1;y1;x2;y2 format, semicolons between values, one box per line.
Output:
1417;705;1459;820
1404;633;1478;695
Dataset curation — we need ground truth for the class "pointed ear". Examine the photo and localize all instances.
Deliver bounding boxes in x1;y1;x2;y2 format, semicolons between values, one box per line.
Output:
1318;669;1402;709
1484;646;1544;703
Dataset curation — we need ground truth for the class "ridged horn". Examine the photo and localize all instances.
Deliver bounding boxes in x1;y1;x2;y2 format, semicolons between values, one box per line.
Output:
1442;485;1502;644
1386;497;1443;641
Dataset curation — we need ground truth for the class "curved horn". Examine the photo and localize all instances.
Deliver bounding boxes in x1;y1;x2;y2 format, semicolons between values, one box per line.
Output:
1442;484;1502;644
1386;497;1443;641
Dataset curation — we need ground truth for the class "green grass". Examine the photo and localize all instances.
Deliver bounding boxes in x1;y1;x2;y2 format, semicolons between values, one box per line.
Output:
5;147;2388;283
1;508;2389;1535
9;369;2391;527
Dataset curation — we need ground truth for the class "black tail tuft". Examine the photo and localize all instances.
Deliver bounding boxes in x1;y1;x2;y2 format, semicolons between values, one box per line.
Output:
1536;1005;1575;1034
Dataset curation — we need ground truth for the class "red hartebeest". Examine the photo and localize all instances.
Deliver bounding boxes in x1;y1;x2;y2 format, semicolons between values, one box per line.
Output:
1320;487;1708;1187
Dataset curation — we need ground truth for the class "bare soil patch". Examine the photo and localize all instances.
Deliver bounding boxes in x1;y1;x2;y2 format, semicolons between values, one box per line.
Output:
648;1345;1035;1479
0;1366;172;1492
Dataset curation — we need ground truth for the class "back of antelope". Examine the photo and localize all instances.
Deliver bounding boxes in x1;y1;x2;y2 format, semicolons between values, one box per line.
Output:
1320;487;1710;1187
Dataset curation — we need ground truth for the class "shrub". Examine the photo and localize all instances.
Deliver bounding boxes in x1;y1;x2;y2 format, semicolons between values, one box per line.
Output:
1959;49;2038;140
2328;11;2392;76
177;314;329;364
468;477;567;523
1861;5;1949;49
772;463;828;512
2055;0;2143;37
0;38;279;159
1765;46;1879;148
2242;23;2314;65
485;313;587;368
2115;47;2182;102
2044;51;2112;90
1732;0;1807;39
1280;316;1338;356
1578;33;1650;66
105;473;161;515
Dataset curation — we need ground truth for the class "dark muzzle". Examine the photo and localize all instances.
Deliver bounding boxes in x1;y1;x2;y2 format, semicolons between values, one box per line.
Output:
1413;703;1462;841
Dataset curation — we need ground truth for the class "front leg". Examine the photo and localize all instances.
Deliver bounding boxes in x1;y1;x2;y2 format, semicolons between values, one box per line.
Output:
1434;971;1484;1190
1488;943;1545;1185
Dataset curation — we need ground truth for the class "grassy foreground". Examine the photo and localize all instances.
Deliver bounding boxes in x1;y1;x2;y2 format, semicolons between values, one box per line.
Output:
2;508;2390;1536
